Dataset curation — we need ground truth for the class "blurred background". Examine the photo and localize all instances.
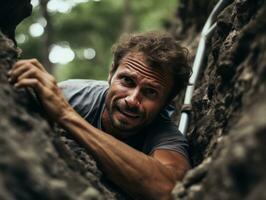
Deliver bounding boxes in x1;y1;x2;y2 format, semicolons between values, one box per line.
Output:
16;0;178;81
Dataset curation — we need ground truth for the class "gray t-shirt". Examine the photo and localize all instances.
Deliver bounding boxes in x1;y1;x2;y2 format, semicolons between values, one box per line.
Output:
59;79;189;159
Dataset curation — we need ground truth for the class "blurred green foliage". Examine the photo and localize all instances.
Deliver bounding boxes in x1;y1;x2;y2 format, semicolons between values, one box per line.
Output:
16;0;178;81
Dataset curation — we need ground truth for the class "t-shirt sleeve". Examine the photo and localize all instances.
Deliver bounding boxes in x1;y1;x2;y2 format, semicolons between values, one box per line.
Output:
57;79;108;125
58;79;91;118
58;79;84;101
143;119;190;160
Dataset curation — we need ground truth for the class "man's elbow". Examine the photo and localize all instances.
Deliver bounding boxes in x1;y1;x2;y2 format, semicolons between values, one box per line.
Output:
157;182;176;200
147;169;189;199
141;180;176;200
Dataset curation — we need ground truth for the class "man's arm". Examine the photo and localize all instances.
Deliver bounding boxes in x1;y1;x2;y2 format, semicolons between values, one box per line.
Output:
60;111;190;199
8;59;190;200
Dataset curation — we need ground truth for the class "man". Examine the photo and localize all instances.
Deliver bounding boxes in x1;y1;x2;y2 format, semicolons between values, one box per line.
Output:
8;32;191;200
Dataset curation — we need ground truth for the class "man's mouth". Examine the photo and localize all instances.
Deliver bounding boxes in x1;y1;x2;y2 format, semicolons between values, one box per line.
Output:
117;107;140;119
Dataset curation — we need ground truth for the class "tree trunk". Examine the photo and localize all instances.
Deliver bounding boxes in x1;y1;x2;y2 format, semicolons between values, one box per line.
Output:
39;0;53;73
122;0;134;33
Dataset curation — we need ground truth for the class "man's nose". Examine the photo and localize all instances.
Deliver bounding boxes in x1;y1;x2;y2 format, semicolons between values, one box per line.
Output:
125;89;141;108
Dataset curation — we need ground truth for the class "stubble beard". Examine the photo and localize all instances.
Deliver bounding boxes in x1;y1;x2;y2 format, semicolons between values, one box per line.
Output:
107;100;144;137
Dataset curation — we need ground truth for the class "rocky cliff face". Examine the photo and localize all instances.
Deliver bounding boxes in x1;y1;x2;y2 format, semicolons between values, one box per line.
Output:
173;0;266;199
0;1;126;199
1;0;265;200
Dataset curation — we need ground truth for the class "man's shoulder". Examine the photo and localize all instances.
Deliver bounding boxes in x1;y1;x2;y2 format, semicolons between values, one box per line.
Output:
59;79;108;99
149;117;181;135
143;117;190;159
59;79;108;86
58;79;108;123
59;79;108;91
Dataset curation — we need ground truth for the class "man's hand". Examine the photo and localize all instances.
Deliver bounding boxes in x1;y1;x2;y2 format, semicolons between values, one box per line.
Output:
8;58;73;121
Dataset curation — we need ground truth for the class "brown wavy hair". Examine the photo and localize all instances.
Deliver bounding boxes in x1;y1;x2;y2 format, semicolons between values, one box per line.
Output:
111;32;191;101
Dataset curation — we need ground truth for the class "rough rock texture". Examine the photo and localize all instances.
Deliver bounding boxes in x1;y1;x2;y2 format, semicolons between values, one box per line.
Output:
0;1;126;200
0;32;128;200
1;0;266;199
172;0;266;199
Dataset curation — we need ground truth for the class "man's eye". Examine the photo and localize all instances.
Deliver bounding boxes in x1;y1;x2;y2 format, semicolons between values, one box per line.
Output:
121;76;134;86
144;88;158;98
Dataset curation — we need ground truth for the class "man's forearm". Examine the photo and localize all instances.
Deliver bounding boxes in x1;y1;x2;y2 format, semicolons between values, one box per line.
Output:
59;111;177;199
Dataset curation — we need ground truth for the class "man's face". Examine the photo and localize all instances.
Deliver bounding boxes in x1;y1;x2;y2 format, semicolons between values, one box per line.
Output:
102;52;173;138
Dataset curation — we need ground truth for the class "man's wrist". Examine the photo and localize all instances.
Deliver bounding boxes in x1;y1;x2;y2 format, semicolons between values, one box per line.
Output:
58;106;78;125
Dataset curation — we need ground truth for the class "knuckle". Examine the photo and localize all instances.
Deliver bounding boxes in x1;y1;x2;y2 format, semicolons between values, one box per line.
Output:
47;74;56;84
29;68;37;76
43;88;54;99
51;76;56;84
25;64;31;69
19;60;29;66
29;67;35;72
50;84;56;92
32;79;38;85
13;62;20;69
47;93;55;101
18;79;25;85
30;58;38;63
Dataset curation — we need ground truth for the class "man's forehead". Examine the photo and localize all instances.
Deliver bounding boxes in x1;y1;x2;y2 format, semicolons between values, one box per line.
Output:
122;52;147;63
120;52;167;74
119;52;172;88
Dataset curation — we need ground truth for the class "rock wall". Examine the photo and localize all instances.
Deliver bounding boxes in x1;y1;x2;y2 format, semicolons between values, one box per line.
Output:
173;0;266;199
1;0;266;199
0;1;126;199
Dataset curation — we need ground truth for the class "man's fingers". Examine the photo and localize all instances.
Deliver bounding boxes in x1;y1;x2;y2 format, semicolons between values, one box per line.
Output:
9;62;55;87
14;78;44;94
14;78;59;108
13;59;46;72
15;67;57;91
29;58;46;71
8;64;33;83
16;68;51;87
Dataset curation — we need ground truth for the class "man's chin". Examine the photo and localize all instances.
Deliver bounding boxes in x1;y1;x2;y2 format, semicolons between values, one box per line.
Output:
114;122;140;132
107;109;145;136
111;118;143;136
